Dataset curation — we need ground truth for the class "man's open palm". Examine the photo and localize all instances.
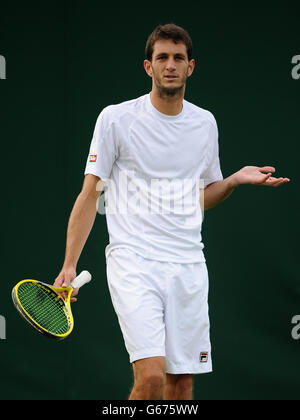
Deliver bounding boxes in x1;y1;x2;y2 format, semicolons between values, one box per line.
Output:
235;166;290;187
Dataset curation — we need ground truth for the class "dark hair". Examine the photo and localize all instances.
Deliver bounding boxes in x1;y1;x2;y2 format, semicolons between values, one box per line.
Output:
145;23;193;61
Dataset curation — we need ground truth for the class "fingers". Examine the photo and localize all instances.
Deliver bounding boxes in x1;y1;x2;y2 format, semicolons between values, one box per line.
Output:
53;267;77;301
53;273;65;287
53;273;67;300
71;287;79;299
71;288;79;302
264;176;290;187
259;166;276;173
259;167;291;187
70;288;79;303
259;172;272;184
62;270;76;288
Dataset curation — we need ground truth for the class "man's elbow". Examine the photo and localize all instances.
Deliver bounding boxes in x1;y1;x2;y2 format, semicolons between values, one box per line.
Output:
80;174;104;200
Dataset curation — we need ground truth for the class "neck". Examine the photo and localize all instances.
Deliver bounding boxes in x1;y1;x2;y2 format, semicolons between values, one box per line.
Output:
150;86;185;116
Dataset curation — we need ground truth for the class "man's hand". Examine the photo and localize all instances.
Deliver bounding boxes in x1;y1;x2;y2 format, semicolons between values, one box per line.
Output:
230;166;290;188
203;165;290;211
53;266;78;302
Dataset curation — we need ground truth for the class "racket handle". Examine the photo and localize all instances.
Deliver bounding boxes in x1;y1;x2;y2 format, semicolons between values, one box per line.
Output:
70;270;92;289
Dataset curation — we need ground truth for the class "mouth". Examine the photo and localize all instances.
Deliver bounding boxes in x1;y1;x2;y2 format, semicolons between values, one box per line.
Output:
164;75;178;80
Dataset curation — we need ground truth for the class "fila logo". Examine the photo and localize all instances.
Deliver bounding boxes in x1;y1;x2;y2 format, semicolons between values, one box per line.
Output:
89;154;97;162
200;352;208;363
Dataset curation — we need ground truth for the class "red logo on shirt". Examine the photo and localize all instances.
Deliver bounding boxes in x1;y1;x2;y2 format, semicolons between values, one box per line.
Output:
89;154;97;162
200;352;208;363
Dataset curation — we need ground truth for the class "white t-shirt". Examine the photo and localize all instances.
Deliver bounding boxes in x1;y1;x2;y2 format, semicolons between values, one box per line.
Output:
84;93;223;263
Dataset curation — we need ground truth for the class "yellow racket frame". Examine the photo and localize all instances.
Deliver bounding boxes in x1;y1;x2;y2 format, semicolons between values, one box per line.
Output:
12;279;75;340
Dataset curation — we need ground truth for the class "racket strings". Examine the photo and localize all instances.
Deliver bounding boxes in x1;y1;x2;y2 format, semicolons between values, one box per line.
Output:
17;282;70;334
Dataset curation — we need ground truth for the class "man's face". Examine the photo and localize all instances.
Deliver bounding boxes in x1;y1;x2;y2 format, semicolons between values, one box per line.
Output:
144;39;195;98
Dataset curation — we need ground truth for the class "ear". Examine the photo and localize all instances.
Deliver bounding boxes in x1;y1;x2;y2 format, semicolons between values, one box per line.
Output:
187;59;195;78
144;60;153;77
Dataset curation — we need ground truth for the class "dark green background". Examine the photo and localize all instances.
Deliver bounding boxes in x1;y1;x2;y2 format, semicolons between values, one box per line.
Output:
0;0;299;400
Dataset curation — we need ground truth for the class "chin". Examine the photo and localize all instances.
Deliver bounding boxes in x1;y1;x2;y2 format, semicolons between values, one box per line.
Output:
158;84;185;98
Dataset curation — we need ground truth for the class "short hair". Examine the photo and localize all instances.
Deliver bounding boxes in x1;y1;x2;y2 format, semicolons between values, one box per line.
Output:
145;23;193;61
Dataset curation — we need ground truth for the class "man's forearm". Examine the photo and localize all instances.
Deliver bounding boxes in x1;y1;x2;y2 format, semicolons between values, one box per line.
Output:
63;191;99;269
203;174;238;211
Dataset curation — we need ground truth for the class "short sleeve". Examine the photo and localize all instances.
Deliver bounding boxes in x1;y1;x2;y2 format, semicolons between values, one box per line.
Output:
84;106;118;180
202;120;223;188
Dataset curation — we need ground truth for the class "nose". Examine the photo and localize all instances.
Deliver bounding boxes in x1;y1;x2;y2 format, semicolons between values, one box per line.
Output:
166;58;176;72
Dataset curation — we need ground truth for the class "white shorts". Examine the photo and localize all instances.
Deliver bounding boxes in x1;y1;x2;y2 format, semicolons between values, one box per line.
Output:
106;248;212;375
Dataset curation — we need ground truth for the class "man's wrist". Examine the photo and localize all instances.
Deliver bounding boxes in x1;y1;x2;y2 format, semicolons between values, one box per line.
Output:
62;260;77;271
227;173;240;189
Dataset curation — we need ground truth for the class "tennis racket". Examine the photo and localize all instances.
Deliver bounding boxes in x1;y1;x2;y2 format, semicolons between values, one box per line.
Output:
12;270;92;340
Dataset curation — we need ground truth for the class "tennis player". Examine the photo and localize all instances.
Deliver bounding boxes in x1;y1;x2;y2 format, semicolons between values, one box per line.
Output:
54;24;290;400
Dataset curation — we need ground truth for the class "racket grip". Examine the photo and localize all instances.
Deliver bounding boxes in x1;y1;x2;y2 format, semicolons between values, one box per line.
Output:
70;270;92;289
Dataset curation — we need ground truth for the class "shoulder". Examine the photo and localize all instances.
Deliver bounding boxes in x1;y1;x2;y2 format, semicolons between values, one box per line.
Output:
184;99;217;128
98;94;148;123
